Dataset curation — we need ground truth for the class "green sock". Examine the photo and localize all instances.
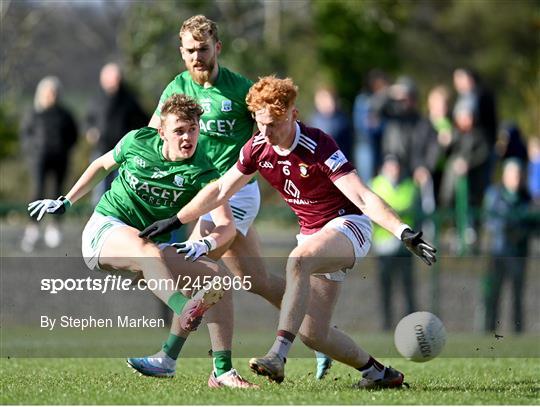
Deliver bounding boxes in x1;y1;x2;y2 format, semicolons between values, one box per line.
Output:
162;333;186;360
212;350;232;376
167;292;189;315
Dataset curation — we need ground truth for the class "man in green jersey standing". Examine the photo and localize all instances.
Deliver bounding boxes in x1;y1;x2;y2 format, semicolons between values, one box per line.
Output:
28;94;237;355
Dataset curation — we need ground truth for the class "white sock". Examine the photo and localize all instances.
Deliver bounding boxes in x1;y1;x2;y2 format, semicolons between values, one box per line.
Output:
269;332;295;361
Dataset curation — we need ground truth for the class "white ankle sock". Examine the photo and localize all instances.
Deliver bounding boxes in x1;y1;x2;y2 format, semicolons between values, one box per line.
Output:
269;336;293;361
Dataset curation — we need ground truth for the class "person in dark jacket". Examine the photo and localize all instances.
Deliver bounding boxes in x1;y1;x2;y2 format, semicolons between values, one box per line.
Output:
20;76;78;251
439;101;491;210
482;159;533;333
453;68;498;196
453;68;498;149
86;63;148;203
381;77;439;183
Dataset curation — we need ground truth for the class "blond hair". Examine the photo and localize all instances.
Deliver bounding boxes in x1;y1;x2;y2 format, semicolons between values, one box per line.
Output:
180;15;219;43
160;94;204;124
246;75;298;119
34;76;61;112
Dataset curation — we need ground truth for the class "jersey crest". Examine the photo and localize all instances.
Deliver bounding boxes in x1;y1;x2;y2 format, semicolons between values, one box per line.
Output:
221;99;232;112
173;175;184;187
299;163;309;177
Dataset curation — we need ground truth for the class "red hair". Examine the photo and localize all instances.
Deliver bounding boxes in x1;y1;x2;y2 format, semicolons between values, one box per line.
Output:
246;75;298;119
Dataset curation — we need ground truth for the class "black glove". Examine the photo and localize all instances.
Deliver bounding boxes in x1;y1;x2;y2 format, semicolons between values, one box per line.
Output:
401;229;437;265
138;215;183;239
28;196;71;221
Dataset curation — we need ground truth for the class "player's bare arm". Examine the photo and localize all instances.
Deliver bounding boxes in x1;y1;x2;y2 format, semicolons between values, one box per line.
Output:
205;203;236;246
334;171;437;265
333;171;404;237
139;166;253;240
65;151;119;204
179;167;253;224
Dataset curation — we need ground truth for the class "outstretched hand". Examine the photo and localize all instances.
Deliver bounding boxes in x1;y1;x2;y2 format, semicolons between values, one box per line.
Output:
401;229;437;265
28;196;71;221
138;215;183;239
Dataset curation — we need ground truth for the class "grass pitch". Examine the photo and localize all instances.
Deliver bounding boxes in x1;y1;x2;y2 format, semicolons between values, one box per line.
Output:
1;330;538;404
1;357;538;405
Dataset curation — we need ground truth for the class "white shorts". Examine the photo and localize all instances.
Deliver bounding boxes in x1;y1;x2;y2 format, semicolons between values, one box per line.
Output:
81;213;178;271
82;212;129;270
296;214;372;282
201;181;260;236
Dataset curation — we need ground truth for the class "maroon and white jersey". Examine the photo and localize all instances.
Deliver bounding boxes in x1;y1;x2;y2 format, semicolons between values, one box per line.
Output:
236;121;363;234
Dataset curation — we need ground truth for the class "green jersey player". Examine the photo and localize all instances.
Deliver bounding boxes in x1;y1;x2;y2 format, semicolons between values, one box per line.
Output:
94;125;218;242
28;93;235;349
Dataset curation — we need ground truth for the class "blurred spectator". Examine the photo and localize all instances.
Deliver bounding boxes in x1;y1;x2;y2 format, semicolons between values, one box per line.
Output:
495;122;528;164
20;76;78;252
528;137;540;204
439;102;491;211
482;159;532;333
86;63;148;203
352;69;390;182
453;68;498;148
309;86;353;161
371;155;420;330
381;76;439;186
427;85;453;205
453;68;498;190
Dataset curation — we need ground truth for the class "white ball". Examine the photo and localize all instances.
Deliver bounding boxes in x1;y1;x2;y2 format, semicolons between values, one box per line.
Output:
394;311;446;362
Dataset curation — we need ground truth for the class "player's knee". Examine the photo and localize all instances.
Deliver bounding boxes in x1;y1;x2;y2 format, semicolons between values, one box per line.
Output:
286;255;316;277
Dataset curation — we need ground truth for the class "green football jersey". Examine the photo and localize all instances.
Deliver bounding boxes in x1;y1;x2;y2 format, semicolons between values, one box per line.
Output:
155;66;254;176
95;127;219;242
